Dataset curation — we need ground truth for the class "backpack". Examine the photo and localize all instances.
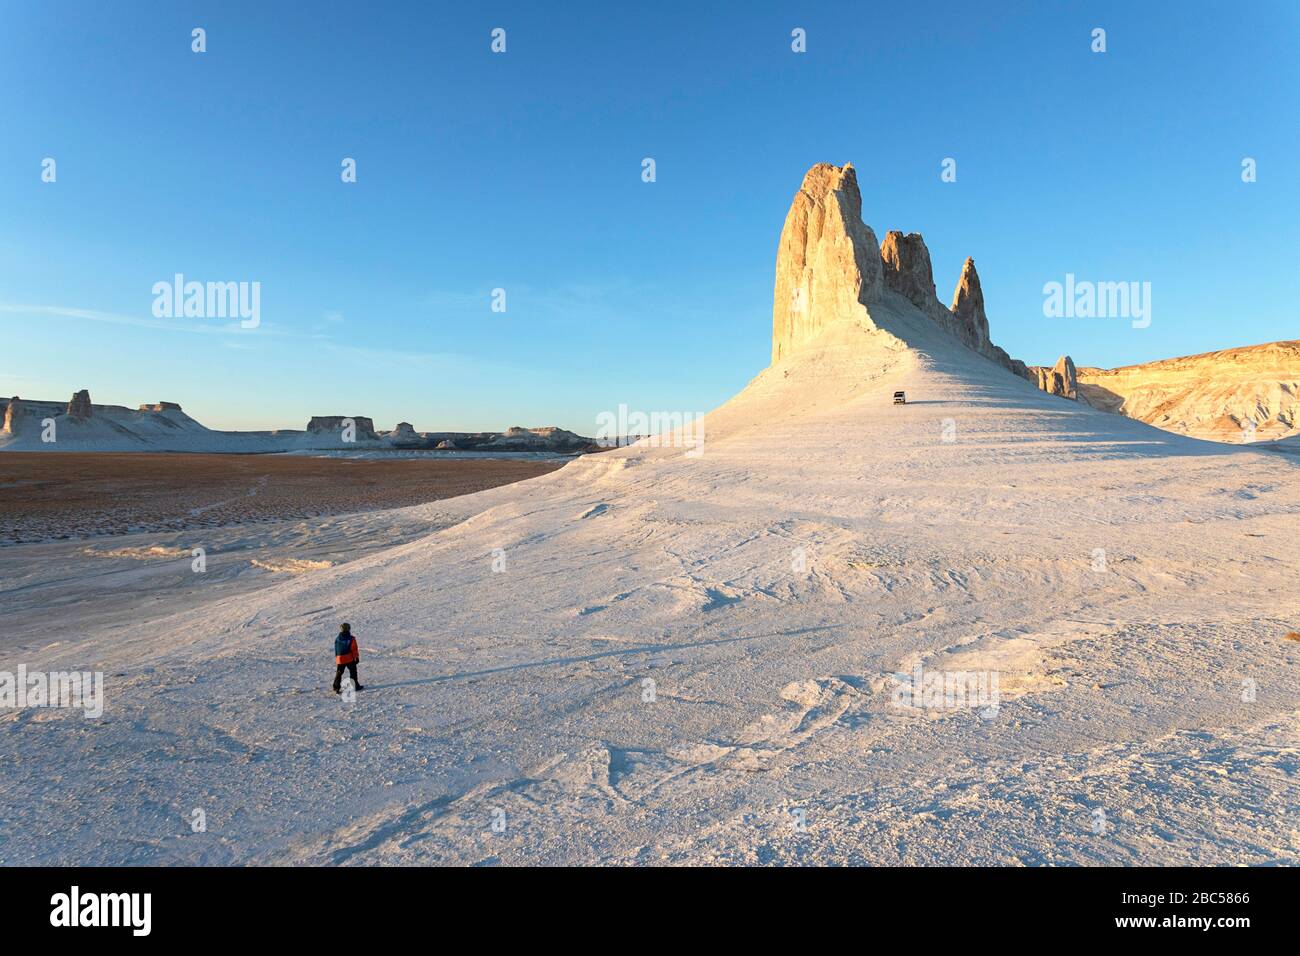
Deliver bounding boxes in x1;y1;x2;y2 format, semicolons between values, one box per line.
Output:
334;633;353;657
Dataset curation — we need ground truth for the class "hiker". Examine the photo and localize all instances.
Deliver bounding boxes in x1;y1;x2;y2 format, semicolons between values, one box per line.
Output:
332;622;364;694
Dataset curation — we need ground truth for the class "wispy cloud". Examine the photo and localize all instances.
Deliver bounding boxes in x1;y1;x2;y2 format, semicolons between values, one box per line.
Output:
423;279;724;327
0;303;320;339
319;341;495;371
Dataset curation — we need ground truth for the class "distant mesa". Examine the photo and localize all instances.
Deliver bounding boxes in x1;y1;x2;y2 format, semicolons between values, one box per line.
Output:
488;426;593;452
306;415;379;440
388;422;422;447
0;393;597;454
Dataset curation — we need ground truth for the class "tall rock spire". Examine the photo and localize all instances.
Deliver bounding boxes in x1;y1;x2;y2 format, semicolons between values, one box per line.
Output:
771;163;884;363
950;258;992;354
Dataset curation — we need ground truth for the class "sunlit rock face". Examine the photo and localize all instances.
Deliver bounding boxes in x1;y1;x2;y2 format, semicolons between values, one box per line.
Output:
1025;355;1079;400
1076;341;1300;442
2;397;22;435
771;163;883;364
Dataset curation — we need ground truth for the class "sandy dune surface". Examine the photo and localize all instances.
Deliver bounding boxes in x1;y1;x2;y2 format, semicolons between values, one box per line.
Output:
1;295;1296;866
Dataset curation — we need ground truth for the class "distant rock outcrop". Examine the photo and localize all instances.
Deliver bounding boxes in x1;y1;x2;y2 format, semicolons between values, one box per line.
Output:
1024;356;1078;400
2;397;21;435
487;426;596;452
306;416;378;440
388;422;422;446
2;393;601;454
67;389;92;419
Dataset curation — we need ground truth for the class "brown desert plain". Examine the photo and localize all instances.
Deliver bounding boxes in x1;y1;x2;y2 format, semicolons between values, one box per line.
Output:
0;452;565;544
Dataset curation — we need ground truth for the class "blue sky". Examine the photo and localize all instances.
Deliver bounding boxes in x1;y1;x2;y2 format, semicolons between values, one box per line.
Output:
2;1;1296;432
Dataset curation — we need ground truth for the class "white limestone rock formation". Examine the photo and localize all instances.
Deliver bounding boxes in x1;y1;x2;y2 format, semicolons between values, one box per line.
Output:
773;164;1020;376
771;163;883;363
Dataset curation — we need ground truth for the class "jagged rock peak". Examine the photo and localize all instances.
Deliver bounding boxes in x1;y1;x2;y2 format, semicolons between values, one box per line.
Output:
771;162;884;363
67;389;92;419
1024;355;1078;400
949;258;992;353
880;231;939;310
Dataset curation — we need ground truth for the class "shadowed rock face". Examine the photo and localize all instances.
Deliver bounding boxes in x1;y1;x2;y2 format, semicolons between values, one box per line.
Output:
771;163;883;363
950;258;993;355
67;389;92;419
880;231;938;310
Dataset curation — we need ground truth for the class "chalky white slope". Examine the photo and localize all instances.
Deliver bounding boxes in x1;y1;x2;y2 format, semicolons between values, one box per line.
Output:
1;166;1297;865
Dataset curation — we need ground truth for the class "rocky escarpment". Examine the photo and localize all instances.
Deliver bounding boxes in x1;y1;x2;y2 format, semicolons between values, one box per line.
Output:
773;163;1029;378
487;426;596;452
1076;341;1300;443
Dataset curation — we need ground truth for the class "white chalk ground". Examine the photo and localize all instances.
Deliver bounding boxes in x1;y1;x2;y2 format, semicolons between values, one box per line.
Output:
1;294;1297;865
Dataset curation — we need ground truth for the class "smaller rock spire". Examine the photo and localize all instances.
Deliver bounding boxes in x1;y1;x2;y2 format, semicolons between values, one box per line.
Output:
950;258;991;353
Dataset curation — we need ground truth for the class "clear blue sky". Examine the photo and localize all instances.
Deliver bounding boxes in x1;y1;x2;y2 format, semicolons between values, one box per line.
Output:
2;1;1296;432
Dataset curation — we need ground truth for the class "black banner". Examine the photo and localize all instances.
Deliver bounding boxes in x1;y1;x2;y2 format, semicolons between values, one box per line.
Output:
4;865;1288;941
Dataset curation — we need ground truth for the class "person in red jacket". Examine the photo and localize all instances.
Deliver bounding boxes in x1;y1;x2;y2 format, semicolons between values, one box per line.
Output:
332;622;364;694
